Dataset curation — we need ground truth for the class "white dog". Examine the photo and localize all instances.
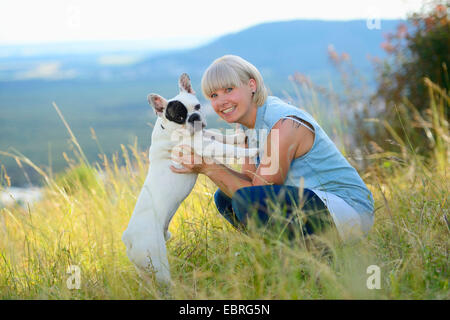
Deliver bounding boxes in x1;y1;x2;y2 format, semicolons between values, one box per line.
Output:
122;73;257;286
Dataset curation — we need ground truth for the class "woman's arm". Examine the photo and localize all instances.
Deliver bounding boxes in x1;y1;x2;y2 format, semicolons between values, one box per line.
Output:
170;118;314;198
202;162;254;198
240;137;257;180
251;118;313;186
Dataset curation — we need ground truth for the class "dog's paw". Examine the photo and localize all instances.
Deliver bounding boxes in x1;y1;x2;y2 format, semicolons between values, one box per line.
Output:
247;148;259;158
170;160;184;170
234;131;246;145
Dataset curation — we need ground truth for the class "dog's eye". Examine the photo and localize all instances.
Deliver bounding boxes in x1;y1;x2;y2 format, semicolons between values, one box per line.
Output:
166;101;187;124
194;104;200;110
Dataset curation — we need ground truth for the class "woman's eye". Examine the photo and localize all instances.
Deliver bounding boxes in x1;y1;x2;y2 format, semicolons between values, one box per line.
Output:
225;87;233;93
210;93;217;98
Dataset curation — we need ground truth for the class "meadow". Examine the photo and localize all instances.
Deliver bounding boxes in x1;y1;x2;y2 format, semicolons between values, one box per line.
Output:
0;78;448;300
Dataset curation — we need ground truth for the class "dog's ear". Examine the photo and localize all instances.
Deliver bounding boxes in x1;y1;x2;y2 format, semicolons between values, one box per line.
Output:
179;73;195;94
148;94;168;116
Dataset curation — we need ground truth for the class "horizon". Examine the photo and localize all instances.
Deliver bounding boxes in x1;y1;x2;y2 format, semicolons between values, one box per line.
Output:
0;18;405;48
0;0;424;49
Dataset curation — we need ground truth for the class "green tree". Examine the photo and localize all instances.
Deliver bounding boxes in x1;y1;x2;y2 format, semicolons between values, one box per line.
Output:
373;1;449;154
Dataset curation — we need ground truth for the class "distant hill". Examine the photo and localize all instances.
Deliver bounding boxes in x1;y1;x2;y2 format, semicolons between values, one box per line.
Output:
0;19;403;92
132;19;402;92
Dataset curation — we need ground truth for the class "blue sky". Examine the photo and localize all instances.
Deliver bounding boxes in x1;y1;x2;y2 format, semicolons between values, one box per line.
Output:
0;0;425;48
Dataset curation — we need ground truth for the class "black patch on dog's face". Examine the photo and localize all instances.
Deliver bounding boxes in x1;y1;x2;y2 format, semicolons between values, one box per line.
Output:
165;100;188;124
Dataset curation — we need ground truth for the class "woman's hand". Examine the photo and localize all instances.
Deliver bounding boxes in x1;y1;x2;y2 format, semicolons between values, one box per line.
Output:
170;144;208;174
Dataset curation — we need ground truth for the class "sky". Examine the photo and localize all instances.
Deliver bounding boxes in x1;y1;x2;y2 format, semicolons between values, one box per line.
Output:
0;0;426;48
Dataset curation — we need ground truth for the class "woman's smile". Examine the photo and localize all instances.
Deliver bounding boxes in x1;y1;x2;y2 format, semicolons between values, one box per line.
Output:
211;88;242;121
221;105;237;115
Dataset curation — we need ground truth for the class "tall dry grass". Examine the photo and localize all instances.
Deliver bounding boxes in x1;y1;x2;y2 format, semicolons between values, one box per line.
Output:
0;79;448;299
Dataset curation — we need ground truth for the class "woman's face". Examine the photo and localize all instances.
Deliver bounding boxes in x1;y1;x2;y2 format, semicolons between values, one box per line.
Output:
208;79;256;124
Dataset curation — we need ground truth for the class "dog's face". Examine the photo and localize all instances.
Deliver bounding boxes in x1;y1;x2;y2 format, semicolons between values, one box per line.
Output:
148;73;206;134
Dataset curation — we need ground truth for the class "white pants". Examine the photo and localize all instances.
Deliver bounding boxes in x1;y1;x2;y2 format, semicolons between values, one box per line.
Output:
311;189;374;242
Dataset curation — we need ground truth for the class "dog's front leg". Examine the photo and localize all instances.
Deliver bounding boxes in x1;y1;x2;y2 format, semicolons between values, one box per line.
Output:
203;129;246;145
201;138;258;160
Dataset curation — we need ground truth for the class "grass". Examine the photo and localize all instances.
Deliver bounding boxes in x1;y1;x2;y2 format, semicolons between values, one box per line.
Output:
0;80;448;300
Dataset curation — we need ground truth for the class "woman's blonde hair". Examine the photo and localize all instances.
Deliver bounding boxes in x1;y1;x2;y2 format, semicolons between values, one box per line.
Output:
201;55;268;107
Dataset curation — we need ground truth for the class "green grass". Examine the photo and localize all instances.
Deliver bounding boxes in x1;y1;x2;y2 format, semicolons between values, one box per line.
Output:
0;79;448;300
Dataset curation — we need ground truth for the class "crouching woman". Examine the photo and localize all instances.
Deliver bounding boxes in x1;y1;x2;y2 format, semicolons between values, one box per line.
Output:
171;55;374;242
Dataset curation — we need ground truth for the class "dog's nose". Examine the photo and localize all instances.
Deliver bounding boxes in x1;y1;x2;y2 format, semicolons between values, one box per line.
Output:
187;113;201;123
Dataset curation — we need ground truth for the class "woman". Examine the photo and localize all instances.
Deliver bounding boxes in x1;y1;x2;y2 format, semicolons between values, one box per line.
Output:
170;55;374;242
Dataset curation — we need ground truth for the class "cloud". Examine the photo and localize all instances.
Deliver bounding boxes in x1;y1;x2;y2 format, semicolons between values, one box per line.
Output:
14;61;77;80
97;54;143;66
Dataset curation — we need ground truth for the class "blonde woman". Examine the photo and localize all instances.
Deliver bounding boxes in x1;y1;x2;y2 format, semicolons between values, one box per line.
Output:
170;55;374;242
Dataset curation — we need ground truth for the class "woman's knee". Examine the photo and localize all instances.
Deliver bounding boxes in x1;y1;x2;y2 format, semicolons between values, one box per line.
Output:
231;186;273;224
214;189;235;217
231;186;260;211
214;189;230;206
214;189;244;228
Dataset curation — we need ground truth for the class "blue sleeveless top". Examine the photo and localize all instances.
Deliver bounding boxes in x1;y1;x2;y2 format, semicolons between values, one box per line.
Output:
242;96;374;215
